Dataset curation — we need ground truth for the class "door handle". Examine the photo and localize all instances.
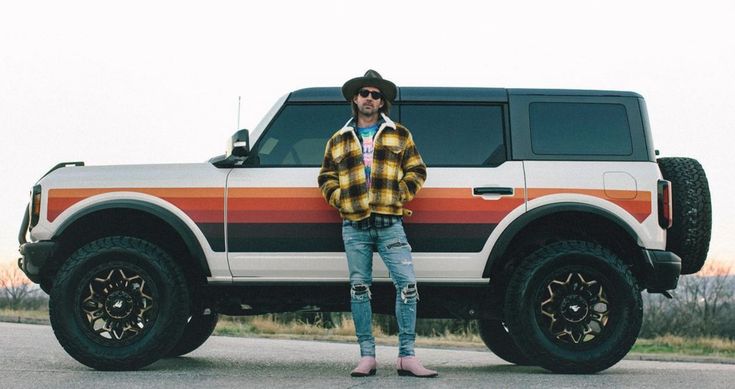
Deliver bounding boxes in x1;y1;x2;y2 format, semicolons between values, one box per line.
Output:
473;187;514;196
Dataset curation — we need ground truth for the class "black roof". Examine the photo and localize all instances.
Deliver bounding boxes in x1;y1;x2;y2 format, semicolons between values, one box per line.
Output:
288;87;642;103
508;88;642;98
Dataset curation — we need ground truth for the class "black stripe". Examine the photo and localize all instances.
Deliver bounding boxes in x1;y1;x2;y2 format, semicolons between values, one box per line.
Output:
197;223;225;252
407;223;495;252
222;223;495;253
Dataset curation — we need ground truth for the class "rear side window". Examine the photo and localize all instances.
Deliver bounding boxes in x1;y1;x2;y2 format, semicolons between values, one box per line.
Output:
529;102;632;156
255;104;350;166
401;104;505;166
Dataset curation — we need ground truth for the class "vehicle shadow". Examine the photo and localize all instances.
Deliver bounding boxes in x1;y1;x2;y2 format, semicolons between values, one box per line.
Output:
151;356;629;377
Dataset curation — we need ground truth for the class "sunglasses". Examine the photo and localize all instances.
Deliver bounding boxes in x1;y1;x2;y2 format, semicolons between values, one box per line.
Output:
358;89;384;100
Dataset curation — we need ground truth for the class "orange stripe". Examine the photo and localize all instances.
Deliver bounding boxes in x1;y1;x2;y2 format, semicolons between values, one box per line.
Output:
228;187;323;198
49;188;223;198
411;188;477;199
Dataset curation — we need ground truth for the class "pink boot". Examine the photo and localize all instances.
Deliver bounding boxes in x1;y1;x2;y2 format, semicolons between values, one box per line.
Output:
350;356;377;377
396;356;438;378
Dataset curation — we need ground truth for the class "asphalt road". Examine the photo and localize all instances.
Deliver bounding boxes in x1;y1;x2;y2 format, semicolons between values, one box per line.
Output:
1;322;733;388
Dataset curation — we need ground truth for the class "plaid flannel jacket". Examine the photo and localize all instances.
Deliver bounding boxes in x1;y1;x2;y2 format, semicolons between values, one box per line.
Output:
318;114;427;222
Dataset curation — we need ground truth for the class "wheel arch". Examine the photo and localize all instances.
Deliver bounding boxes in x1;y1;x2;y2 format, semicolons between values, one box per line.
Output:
50;200;210;281
483;202;646;280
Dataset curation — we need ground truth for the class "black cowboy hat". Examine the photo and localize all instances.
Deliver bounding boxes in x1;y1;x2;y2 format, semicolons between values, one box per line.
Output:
341;69;397;103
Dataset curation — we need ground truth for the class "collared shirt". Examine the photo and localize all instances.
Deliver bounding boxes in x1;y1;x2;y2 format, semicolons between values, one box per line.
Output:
356;123;379;189
348;117;400;229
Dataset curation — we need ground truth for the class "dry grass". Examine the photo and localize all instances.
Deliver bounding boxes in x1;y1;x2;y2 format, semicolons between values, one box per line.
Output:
217;315;734;357
215;315;383;340
632;335;735;357
0;308;49;320
213;315;489;350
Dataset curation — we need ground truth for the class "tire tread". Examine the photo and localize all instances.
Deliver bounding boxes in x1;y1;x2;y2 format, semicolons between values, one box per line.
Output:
657;157;712;274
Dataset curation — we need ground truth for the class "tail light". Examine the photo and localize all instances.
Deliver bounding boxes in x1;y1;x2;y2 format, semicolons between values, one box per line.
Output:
30;185;42;227
657;180;672;229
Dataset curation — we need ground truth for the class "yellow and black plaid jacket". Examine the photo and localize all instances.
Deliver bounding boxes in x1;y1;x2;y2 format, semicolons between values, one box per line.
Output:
318;114;427;222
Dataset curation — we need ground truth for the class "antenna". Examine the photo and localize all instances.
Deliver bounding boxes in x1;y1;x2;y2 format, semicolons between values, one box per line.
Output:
236;96;242;130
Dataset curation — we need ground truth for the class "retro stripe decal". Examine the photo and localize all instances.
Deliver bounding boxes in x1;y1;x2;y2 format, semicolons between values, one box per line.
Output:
227;187;525;224
47;187;226;251
526;188;652;223
47;188;225;223
226;187;521;252
46;186;651;253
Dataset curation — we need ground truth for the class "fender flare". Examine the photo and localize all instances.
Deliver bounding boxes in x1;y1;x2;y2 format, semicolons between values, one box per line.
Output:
53;200;211;276
482;202;640;278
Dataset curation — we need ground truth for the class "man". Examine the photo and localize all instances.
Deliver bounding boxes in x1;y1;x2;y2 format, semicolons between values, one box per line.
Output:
318;70;437;378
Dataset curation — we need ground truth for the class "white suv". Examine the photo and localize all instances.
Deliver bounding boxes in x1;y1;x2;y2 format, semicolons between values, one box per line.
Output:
18;87;711;373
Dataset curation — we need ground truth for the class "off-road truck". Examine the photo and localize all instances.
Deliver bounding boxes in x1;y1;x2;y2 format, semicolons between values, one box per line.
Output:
18;87;711;373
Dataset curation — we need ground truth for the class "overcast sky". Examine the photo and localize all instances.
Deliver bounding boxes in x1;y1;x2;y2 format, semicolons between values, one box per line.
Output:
2;0;733;271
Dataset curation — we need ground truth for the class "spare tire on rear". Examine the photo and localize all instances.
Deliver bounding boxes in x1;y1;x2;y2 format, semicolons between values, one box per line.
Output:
657;157;712;274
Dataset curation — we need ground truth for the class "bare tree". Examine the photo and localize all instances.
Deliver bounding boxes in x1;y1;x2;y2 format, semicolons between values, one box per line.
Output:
641;261;734;339
0;263;43;310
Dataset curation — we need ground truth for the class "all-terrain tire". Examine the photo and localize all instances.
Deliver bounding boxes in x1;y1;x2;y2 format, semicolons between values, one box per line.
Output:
49;236;190;370
165;311;219;357
478;319;533;365
504;241;642;374
657;157;712;274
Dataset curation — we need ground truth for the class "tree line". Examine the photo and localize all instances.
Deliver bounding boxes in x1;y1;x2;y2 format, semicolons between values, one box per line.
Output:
0;264;47;310
640;261;734;339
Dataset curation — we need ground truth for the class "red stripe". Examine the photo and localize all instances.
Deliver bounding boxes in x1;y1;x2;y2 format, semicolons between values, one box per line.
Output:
228;210;341;223
228;197;329;211
409;210;517;224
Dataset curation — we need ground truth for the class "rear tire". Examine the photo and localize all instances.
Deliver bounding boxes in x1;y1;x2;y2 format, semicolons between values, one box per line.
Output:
166;310;219;357
49;236;190;370
478;319;533;365
504;241;642;374
657;157;712;274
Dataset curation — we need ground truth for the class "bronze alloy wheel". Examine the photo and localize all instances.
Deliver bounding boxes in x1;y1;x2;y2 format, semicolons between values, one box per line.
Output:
81;267;156;343
539;272;609;344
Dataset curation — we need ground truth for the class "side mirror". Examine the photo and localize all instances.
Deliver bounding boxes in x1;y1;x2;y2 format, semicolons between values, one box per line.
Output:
211;129;252;168
227;129;250;157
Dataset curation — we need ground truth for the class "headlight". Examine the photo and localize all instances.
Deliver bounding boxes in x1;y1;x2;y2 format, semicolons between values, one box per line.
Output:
30;185;41;227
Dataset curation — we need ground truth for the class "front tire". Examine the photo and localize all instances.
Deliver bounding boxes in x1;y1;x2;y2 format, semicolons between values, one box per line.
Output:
504;241;642;374
49;236;190;370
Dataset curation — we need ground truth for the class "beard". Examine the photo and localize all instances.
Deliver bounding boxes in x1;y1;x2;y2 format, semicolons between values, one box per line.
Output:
357;102;379;117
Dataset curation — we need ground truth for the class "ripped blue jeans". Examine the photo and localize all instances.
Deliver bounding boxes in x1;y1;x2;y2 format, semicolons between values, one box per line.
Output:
342;220;418;357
